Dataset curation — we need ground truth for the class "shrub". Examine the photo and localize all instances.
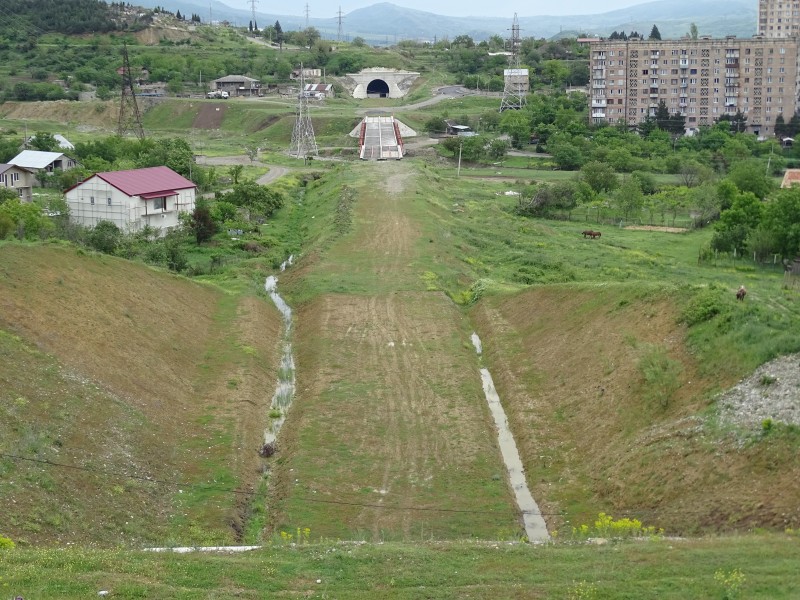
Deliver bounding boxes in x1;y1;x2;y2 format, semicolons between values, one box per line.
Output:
681;286;727;326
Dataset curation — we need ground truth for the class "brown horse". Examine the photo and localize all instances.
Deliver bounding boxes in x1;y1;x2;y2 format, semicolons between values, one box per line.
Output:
582;230;602;239
590;231;601;239
736;286;747;301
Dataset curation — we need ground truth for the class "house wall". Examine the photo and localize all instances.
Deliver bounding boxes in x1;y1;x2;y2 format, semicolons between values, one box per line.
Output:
66;177;196;235
0;167;35;202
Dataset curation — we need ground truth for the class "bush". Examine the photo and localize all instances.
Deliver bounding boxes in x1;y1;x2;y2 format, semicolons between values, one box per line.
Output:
681;286;728;326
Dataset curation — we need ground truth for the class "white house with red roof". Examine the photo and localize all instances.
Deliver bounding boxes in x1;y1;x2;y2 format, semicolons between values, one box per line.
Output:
65;166;196;234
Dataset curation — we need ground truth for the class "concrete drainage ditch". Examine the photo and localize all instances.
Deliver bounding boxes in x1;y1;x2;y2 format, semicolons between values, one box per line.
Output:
471;332;550;543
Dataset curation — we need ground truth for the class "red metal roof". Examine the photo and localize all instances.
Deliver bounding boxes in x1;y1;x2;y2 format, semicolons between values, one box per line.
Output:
781;169;800;188
95;166;195;196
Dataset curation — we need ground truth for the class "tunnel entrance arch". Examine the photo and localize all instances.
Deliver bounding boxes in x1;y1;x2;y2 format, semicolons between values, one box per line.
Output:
366;79;390;98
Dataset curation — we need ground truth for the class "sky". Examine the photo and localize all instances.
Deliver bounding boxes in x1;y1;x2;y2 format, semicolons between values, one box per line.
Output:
222;0;648;18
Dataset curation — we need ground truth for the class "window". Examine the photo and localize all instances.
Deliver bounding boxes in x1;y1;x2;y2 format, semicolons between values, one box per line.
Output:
107;197;112;206
153;197;166;211
90;196;95;205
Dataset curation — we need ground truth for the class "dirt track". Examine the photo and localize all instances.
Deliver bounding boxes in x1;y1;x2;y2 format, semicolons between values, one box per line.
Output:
273;162;520;540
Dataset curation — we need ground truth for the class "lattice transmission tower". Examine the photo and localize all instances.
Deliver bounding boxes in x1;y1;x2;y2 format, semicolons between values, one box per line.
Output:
499;13;528;112
336;6;345;41
290;65;318;161
249;0;258;30
118;44;145;139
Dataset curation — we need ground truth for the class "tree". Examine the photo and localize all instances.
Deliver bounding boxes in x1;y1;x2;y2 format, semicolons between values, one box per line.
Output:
499;111;531;149
688;23;699;39
136;138;194;177
274;20;284;50
551;142;583;170
228;164;244;185
190;198;217;244
760;188;800;258
648;24;662;40
711;191;763;253
30;131;58;151
87;220;121;254
774;114;788;139
614;177;644;221
352;36;366;47
227;181;284;220
487;139;509;160
727;159;775;199
541;60;569;88
580;161;618;193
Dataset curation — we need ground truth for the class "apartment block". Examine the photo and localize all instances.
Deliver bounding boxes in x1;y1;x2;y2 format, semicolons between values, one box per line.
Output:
589;36;799;136
759;0;800;38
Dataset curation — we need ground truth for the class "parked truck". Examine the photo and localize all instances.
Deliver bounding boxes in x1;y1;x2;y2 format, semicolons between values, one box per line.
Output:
206;90;229;99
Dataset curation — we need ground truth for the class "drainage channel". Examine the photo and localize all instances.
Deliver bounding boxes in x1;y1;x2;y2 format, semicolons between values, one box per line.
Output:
262;255;296;456
471;333;550;543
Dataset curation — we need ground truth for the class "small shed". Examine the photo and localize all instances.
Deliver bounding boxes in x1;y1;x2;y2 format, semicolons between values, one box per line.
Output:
303;83;334;99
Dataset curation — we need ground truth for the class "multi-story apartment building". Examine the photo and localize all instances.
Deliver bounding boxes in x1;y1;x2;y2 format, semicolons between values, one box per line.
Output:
588;36;798;136
758;0;800;38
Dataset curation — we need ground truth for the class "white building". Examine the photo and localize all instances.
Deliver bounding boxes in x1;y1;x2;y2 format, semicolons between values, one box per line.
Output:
65;166;196;234
9;150;76;173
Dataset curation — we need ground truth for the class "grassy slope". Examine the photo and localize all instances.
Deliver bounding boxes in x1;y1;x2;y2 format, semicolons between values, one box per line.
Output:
0;243;282;545
271;162;520;541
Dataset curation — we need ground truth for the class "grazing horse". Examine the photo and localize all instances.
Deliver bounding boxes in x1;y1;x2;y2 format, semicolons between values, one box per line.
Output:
736;285;747;301
582;230;594;238
590;231;602;239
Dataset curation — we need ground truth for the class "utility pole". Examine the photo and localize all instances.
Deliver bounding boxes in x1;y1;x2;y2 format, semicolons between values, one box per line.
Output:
457;140;463;177
305;3;310;28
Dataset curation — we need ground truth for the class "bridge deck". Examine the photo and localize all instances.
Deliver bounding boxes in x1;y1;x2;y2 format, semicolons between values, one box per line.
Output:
360;116;403;160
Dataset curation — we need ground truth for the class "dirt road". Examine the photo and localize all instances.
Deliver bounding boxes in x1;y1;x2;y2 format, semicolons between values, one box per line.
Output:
272;162;522;541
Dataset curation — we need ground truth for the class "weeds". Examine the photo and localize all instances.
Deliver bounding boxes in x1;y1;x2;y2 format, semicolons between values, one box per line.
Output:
571;513;663;540
567;580;598;600
637;344;683;409
714;568;746;599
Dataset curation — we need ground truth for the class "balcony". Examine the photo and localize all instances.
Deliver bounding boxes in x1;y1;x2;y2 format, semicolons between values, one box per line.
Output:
591;99;607;107
592;82;606;89
591;110;606;118
679;59;689;67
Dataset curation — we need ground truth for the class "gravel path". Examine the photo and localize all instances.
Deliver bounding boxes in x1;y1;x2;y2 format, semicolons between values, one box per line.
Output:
718;353;800;427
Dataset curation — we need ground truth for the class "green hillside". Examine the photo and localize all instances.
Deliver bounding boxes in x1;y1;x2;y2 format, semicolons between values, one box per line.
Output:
1;13;800;598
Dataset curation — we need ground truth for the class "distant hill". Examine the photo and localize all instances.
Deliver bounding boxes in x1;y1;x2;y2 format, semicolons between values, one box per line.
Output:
121;0;755;42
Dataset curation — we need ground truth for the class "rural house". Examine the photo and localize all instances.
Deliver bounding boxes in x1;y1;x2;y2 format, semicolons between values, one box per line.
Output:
9;150;76;173
65;166;196;234
303;83;334;99
210;75;261;97
0;164;35;202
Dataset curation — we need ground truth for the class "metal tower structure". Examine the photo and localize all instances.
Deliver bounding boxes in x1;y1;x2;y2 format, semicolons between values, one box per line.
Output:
249;0;258;30
500;13;528;112
290;65;318;161
304;3;310;28
336;6;345;41
118;44;145;139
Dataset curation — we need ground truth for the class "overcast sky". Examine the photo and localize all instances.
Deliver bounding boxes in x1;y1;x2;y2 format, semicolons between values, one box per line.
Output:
224;0;648;18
